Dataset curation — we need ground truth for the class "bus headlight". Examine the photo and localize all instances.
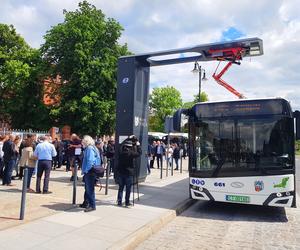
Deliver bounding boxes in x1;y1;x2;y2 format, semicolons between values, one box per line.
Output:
198;187;203;192
286;192;290;196
276;192;282;197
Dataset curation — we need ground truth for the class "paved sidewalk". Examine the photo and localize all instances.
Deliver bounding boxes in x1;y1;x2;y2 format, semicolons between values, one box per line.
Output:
0;160;191;250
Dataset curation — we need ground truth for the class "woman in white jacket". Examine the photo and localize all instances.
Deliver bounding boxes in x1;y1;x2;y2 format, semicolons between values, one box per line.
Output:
19;140;37;192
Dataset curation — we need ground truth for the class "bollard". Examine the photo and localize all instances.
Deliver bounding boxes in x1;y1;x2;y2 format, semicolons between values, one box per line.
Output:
160;160;163;179
180;154;183;173
20;167;28;220
171;156;174;176
166;155;168;177
72;164;77;205
105;160;109;195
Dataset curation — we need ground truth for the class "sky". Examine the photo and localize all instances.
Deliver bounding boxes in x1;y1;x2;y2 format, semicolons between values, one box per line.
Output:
1;0;300;110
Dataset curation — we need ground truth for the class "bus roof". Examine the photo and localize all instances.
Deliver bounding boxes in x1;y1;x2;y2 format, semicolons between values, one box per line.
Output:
192;98;293;118
148;132;167;139
194;97;286;105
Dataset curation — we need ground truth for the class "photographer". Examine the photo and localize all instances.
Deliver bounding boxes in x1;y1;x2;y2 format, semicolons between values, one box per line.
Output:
106;137;115;175
116;135;141;207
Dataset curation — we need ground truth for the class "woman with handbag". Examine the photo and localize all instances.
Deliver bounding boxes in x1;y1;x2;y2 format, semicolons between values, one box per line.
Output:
80;135;101;212
18;140;37;192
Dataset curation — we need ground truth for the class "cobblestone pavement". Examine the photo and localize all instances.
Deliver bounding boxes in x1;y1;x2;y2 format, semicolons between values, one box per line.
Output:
136;200;300;250
137;157;300;250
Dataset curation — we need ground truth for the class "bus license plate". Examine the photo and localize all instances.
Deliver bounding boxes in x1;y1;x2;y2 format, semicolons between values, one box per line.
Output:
226;195;250;203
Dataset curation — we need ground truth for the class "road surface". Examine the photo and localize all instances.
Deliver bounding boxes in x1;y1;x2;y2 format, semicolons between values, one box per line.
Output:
136;156;300;250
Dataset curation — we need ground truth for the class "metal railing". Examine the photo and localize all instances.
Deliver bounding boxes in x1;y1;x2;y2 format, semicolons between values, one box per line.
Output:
0;128;48;138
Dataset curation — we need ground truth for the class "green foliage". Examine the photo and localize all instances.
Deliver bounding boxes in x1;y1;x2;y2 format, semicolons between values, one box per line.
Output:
182;92;209;109
182;101;194;109
148;116;162;132
0;24;50;130
149;86;183;132
193;92;209;103
41;1;129;136
296;140;300;155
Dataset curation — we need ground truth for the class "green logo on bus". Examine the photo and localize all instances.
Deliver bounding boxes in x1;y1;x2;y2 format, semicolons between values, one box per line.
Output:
273;177;289;188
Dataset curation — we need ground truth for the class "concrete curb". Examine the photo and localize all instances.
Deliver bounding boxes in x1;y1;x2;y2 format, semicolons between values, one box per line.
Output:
109;198;196;250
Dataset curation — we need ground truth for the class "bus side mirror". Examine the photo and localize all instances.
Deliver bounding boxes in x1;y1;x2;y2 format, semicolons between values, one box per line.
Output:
173;109;188;132
294;111;300;140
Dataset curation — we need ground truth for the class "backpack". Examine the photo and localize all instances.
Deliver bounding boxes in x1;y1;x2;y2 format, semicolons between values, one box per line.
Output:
92;146;105;177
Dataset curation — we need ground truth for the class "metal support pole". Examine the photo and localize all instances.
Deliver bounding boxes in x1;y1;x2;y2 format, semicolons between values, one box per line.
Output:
135;158;140;201
72;164;77;205
160;158;163;179
171;156;174;176
166;133;170;177
199;65;202;102
135;172;140;201
180;154;183;173
132;173;135;206
20;167;28;220
105;160;109;195
166;154;168;177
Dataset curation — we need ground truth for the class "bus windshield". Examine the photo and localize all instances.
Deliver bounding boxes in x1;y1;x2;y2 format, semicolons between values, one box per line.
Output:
191;117;294;177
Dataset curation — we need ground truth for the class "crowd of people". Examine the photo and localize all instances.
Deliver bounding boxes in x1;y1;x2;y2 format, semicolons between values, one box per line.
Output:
147;140;187;173
49;133;116;181
0;132;186;212
0;132;141;212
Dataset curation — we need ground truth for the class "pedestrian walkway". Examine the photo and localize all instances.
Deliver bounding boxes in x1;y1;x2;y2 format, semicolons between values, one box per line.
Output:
0;159;191;250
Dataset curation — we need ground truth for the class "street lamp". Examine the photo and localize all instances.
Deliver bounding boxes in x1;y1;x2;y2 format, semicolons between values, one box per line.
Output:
191;62;208;102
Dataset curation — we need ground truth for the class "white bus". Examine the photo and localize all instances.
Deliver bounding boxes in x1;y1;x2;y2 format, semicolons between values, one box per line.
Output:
173;98;300;207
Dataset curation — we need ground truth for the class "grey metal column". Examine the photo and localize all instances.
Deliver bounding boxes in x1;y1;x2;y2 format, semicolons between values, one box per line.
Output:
166;134;170;177
180;154;183;173
20;168;28;220
105;160;109;195
171;155;174;176
115;57;150;183
72;164;77;205
199;65;202;101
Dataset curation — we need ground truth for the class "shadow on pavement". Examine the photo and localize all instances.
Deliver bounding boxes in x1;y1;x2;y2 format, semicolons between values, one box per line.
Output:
49;176;118;187
41;202;75;212
0;188;21;193
128;178;189;209
45;177;189;213
181;200;288;223
0;216;20;220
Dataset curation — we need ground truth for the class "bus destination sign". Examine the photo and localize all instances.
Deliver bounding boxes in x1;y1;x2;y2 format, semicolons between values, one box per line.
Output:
195;99;285;118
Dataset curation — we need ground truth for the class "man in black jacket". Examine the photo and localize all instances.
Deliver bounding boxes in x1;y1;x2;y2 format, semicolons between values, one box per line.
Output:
106;137;115;175
2;134;17;186
117;137;141;207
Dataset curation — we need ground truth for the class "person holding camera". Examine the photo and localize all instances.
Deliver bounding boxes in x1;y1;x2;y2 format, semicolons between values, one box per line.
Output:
116;136;141;207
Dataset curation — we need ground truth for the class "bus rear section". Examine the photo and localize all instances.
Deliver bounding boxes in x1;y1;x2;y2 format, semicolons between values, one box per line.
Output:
173;98;300;208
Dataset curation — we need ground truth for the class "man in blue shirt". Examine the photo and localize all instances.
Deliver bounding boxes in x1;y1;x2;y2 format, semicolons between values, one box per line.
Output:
34;135;57;194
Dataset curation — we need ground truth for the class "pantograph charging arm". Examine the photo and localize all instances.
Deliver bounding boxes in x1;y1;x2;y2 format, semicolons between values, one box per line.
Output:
212;61;245;99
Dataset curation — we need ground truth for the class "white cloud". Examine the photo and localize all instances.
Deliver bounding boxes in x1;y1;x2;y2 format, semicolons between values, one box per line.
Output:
0;0;299;110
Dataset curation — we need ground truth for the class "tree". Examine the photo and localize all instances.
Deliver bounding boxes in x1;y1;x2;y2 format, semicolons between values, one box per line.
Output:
41;1;130;136
296;140;300;155
0;24;50;130
149;86;183;131
194;92;209;103
182;92;209;109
